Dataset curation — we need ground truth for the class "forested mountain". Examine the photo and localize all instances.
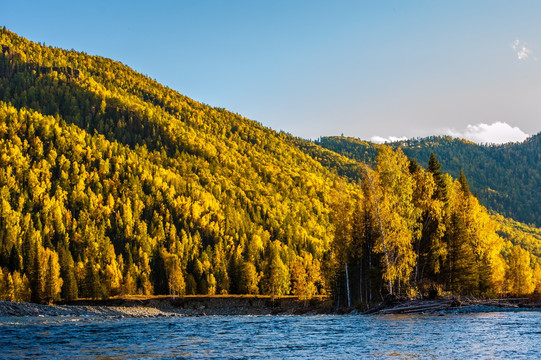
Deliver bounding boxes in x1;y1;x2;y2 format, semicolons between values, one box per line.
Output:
0;28;540;305
0;28;352;303
318;135;541;227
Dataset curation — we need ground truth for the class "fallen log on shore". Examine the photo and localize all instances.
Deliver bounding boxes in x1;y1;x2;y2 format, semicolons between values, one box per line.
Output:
364;297;541;314
378;300;454;314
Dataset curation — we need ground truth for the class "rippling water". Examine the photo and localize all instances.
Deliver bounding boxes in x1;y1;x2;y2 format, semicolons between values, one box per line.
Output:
1;312;540;359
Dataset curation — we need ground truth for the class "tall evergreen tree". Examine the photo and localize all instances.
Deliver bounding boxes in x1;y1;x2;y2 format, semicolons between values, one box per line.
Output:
58;244;78;301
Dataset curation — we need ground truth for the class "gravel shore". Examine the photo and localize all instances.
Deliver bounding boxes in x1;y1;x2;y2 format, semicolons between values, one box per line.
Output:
0;296;331;318
0;300;175;318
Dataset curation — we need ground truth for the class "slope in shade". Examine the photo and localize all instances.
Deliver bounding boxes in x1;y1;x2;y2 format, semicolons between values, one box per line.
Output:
318;135;541;228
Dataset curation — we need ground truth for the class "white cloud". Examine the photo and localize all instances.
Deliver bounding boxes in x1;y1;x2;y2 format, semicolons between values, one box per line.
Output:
370;122;529;145
511;39;536;61
370;135;408;144
442;122;529;144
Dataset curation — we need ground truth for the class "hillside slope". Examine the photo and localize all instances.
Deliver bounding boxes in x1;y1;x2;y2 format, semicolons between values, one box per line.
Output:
0;28;362;301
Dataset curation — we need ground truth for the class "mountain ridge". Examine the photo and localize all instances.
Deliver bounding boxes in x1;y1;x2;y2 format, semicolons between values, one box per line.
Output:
317;133;541;227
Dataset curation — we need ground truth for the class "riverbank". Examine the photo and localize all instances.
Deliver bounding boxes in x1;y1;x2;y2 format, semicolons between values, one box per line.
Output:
2;295;540;318
0;296;332;318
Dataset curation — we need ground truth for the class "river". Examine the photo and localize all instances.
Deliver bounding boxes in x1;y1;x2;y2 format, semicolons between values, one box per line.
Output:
1;312;539;359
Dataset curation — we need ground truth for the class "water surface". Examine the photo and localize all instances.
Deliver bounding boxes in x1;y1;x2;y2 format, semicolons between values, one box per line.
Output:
1;312;539;359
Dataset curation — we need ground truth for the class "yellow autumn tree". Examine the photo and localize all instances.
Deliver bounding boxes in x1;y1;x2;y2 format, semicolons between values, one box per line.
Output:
239;261;260;295
507;245;535;296
469;206;506;296
0;268;10;300
12;271;31;302
533;265;541;294
370;146;417;295
41;247;63;303
290;251;322;302
103;252;124;297
163;252;186;296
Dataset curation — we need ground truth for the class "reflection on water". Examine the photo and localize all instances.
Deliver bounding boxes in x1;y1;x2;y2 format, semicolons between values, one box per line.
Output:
0;312;539;359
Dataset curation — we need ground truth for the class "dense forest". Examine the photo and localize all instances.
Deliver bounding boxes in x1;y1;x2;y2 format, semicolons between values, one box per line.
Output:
0;28;540;305
317;134;541;227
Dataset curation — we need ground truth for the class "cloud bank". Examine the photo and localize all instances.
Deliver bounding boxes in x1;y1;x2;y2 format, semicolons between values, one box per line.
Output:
370;122;529;145
443;122;530;144
511;39;536;61
370;135;408;144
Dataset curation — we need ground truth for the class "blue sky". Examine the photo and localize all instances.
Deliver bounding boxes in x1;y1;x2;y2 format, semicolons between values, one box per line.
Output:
3;1;541;143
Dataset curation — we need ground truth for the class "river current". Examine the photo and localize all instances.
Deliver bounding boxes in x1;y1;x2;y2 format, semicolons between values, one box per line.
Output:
1;312;540;359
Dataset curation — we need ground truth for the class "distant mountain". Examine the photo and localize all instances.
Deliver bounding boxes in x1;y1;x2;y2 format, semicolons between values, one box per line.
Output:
317;134;541;227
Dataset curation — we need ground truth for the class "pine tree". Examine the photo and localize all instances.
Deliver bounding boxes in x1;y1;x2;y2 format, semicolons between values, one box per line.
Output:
212;240;230;294
82;258;102;299
427;152;448;202
8;246;22;273
458;169;470;195
410;163;446;293
58;244;78;301
150;246;168;294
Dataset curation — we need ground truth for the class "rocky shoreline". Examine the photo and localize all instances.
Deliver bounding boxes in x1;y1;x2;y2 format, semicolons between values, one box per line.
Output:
1;296;540;318
0;300;171;318
0;296;332;318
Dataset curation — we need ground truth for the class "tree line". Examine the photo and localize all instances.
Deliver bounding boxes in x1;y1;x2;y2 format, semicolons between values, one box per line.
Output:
328;148;541;307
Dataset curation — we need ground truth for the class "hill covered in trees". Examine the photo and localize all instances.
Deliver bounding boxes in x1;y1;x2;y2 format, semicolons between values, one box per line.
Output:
317;134;541;228
0;28;540;306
